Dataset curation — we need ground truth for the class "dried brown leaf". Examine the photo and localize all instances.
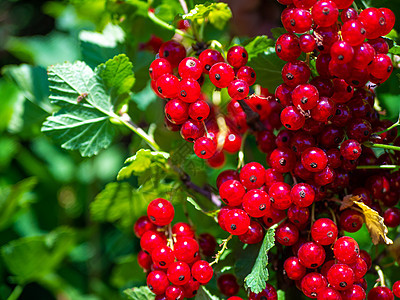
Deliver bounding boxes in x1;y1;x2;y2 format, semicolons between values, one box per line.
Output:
340;195;361;211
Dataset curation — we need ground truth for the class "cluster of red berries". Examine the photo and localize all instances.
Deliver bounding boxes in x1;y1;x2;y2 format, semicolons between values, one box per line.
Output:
149;39;274;167
134;198;219;299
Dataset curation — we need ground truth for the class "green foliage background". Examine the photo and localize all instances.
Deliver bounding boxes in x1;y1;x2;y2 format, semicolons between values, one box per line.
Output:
0;0;399;299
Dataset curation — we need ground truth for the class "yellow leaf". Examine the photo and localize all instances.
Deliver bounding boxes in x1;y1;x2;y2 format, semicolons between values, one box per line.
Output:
340;195;362;211
353;201;393;245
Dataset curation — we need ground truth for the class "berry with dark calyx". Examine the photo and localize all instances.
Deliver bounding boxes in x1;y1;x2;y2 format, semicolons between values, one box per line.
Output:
317;287;342;300
331;41;354;64
367;286;394;300
257;130;277;153
275;83;293;106
238;220;264;244
191;260;213;284
140;230;166;255
341;20;366;46
341;285;366;300
368;37;389;54
134;216;157;238
188;100;210;121
288;205;310;226
276;33;301;61
178;57;203;80
199;49;224;74
352;43;376;69
292;84;319;110
313;166;336;186
301;147;328;173
165;285;184;300
300;34;316;53
339;209;364;232
312;0;339;27
242;189;270;218
311;97;335;122
172;222;195;239
237;66;257;86
147;198;175;226
216;169;239;189
262;206;286;228
194;137;216;159
333;236;359;264
227;45;248;68
284;256;306;280
240;162;266;190
149;58;173;81
268;147;296;173
264;168;284;189
156;74;180;99
209;62;235;88
290;183;315;208
359;7;387;39
178;78;201;103
180;119;204;142
218;206;233;232
282;60;311;87
327;263;354;291
182;277;200;298
349;256;368;280
298;241;326;268
228;79;249;100
147;270;170;295
341;7;358;22
158;40;186;68
282;7;313;34
225;209;251;235
219;179;246;206
311;218;338;245
301;272;328;298
366;175;390;199
174;237;199;264
152;245;174;269
276;221;299;246
340;139;362;160
347;118;372;142
281;106;305;131
269;181;292;210
167;261;191;285
165;98;189;125
217;274;240;297
368;54;393;80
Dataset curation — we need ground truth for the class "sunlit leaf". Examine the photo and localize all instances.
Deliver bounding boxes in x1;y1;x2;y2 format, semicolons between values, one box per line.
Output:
123;286;155;300
183;3;232;30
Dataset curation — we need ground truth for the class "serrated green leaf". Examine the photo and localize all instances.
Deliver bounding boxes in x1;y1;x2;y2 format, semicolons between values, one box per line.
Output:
242;36;275;62
123;286;155;300
183;3;232;30
195;286;221;300
0;177;37;231
1;227;76;284
117;149;170;180
247;50;285;92
41;60;120;157
80;23;125;68
244;224;277;294
271;27;287;40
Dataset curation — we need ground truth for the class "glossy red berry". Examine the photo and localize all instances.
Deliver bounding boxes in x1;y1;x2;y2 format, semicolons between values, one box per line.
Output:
217;274;240;297
340;209;364;233
216;169;240;189
249;283;278;299
340;139;362;161
282;60;311;87
312;1;339;27
159;40;186;68
311;218;338;245
282;8;313;34
327;264;354;291
276;221;299;246
228;79;249;100
147;198;175;226
165;98;188;125
287;205;310;226
180;119;204;142
156;74;180;99
330;41;354;64
140;230;166;254
149;58;173;81
134;216;157;238
284;256;306;280
290;183;315;208
262;206;286;228
240;162;266;190
147;270;170;295
359;8;387;39
178;78;201;103
301;272;328;298
194;137;216;159
188;100;210;121
268;147;296;173
311;97;335;122
242;189;270;218
300;34;316;53
293;0;317;9
276;33;301;61
238;220;264;244
165;285;184;300
281;106;305;131
341;285;366;300
317;287;342;300
191;260;213;284
225;209;250;235
237;66;256;86
219;180;246;206
137;250;152;270
368;54;393;80
298;241;326;268
178;57;203;80
367;286;394;300
269;182;292;210
292;84;319;110
209;62;235;88
174;237;199;263
393;281;400;298
341;20;366;46
198;49;224;74
167;261;191;285
152;245;174;269
349;256;368;280
172;222;195;239
227;46;248;68
301;147;328;173
384;207;400;227
182;277;200;298
333;236;359;264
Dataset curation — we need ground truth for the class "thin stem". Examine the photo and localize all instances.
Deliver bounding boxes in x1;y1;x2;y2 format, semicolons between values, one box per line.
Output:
311;202;316;225
375;265;386;287
356;165;400;170
179;0;188;13
167;223;175;250
210;40;226;59
7;285;23;300
291;172;298;185
374;120;400;135
148;11;195;40
209;234;233;266
352;1;359;11
118;113;160;151
237;131;248;169
364;142;400;152
327;207;337;225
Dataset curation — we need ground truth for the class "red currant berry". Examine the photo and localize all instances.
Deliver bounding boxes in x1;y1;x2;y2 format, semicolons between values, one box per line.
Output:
311;97;335;122
248;283;278;299
178;78;201;103
180;119;204;142
269;182;292;210
219;179;246;206
288;205;310;226
182;277;200;298
331;41;354;64
216;169;239;189
275;83;293;106
300;34;317;53
282;8;313;34
237;66;256;86
311;218;338;245
368;37;389;54
282;60;311;87
341;285;366;300
147;270;170;295
191;260;213;284
152;245;174;269
228;79;249;100
291;183;315;208
140;230;166;254
174;237;199;263
198;49;224;74
384;207;400;228
156;74;180;99
165;285;184;300
292;84;319;110
262;206;286;228
393;281;400;298
293;0;317;9
242;189;270;218
240;162;266;190
238;220;264;244
284;256;306;280
301;272;328;298
367;286;394;300
137;250;152;270
281;106;305;131
198;233;217;256
268;147;296;173
340;139;362;161
333;236;359;264
178;57;203;80
276;221;299;246
209;62;235;88
188;100;210;121
134;216;157;238
312;0;339;27
264;168;284;189
225;209;250;235
194;137;216;159
150;58;173;81
358;8;387;39
380;8;395;36
172;222;195;239
339;209;364;233
298;241;326;268
167;261;191;285
217;274;239;297
165;99;189;125
159;40;186;68
327;263;355;290
276;33;301;61
227;46;248;68
349;256;368;280
147;198;174;226
368;54;393;80
341;20;366;46
317;287;342;300
301;147;328;173
341;7;358;23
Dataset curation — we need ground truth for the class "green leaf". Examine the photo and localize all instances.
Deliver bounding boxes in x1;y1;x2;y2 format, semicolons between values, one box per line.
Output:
242;36;275;62
41;60;125;157
388;44;400;54
123;286;155;300
247;50;285;92
0;79;21;132
80;24;126;68
244;224;277;294
110;255;145;288
117;149;170;180
131;81;158;111
183;3;232;30
195;286;221;300
96;54;135;109
277;290;285;300
1;227;76;283
0;177;37;231
271;27;287;40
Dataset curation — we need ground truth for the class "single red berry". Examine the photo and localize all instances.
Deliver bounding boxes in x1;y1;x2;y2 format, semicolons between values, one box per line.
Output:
311;218;338;245
225;209;250;235
198;233;217;256
301;272;328;298
349;256;368;280
393;281;400;298
347;118;372;142
228;79;249;100
300;34;316;53
194;137;216;159
341;285;366;300
156;74;180;99
287;205;310;226
238;220;264;244
172;222;195;239
182;277;200;298
178;78;201;103
368;54;393;80
333;236;359;264
358;8;387;40
240;162;266;190
269;182;292;210
165;285;184;300
292;84;319;110
149;58;173;81
276;221;299;246
164;98;188;125
134;216;157;238
191;260;213;284
311;97;335;122
284;256;306;280
227;45;248;68
298;241;326;268
341;20;366;46
147;198;175;226
198;49;224;74
339;209;364;233
282;7;313;34
317;287;342;300
242;189;270;218
352;43;376;69
276;33;301;61
275;83;293;106
147;270;170;295
384;207;400;227
209;62;235;88
281;106;305;131
264;168;284;189
282;60;311;87
301;147;328;173
262;206;286;228
188;100;210;121
330;41;354;64
340;139;362;161
174;237;199;263
368;37;389;54
217;274;240;297
158;40;186;68
237;66;256;86
341;7;358;22
219;179;246;206
257;130;277;153
312;0;339;27
216;169;240;189
268;147;296;173
327;263;354;291
380;8;395;36
140;230;166;254
167;261;191;285
290;183;315;208
367;286;394;300
178;57;203;80
152;245;174;269
180;119;204;142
